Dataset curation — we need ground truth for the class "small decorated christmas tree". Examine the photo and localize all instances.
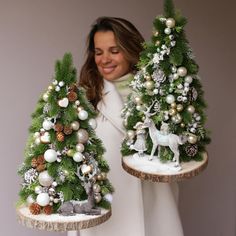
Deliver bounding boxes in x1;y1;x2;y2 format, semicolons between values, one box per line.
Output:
17;53;113;216
121;0;210;172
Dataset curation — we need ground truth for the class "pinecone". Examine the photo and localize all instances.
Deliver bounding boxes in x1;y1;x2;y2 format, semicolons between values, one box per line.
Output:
31;158;38;168
29;203;41;215
54;123;64;132
56;132;64;142
43;205;53;215
36;164;46;172
67;91;78;102
64;125;73;135
185;144;198;157
37;155;45;165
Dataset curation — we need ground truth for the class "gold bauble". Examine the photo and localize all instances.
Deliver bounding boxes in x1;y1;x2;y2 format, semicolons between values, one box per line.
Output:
166;18;176;28
176;104;184;112
187;134;198;144
67;149;74;157
145;75;152;81
180;123;185;128
155;40;160;46
77;106;84;112
134;96;142;104
187;105;195;114
169;108;177;116
170;102;177;109
144;80;154;90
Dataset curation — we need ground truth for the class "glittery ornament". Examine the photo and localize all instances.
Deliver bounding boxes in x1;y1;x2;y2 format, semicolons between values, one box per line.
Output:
63;125;73;135
24;168;38;184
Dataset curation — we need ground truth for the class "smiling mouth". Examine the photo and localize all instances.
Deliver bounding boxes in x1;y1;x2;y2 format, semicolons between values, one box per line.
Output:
101;66;116;74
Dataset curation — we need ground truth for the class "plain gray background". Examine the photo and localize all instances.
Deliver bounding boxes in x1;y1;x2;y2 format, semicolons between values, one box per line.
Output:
0;0;235;235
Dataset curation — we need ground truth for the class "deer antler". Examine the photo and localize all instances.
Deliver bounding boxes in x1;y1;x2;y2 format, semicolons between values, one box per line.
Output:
143;100;158;117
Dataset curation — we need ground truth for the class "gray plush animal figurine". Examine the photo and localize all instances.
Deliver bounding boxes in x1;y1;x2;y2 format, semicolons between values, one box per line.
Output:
58;201;75;216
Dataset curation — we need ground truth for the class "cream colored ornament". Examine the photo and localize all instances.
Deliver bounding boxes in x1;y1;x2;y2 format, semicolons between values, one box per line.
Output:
67;149;74;157
93;184;101;193
73;152;84;162
48;85;53;91
166;18;176;28
185;75;193;84
76;143;84;152
188;134;198;144
187;105;195;114
170;102;177;108
88;118;97;129
177;67;188;77
166;94;175;104
58;98;69;108
176;104;184;112
77;129;89;144
40;132;50;144
38;170;54;187
164;27;171;34
127;130;135;139
71;121;80;130
144;80;154;90
95;193;102;203
134;96;142;104
169;108;177;116
43;93;49;102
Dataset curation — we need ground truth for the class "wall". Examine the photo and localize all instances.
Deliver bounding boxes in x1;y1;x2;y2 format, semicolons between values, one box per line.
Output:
0;0;235;235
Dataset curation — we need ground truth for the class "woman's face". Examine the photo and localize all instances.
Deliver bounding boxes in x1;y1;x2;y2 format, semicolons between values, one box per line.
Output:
94;31;130;81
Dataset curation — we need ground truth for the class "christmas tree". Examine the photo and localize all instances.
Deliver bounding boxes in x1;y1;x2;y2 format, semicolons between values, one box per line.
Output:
121;0;210;168
17;53;113;215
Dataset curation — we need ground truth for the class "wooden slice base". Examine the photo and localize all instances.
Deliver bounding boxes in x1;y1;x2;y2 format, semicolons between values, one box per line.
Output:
122;152;208;183
16;206;111;232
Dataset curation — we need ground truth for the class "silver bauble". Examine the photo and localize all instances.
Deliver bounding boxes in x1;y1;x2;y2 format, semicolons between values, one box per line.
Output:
166;94;175;104
177;67;187;77
71;121;80;130
88;118;97;129
78;110;88;120
44;149;57;163
166;18;176;28
76;143;85;152
77;129;89;144
38;170;54;187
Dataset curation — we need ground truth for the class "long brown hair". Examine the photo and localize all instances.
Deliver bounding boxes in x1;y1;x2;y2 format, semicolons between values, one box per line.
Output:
79;17;144;108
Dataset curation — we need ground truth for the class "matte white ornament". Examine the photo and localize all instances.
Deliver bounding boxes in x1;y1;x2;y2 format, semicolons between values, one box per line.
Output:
71;121;80;130
35;186;43;194
104;193;113;203
58;98;69;108
36;193;50;207
52;80;58;85
78;110;88;120
42;119;54;130
38;170;54;187
166;18;176;28
35;138;41;145
52;181;58;187
26;195;35;205
185;75;193;84
177;67;187;77
55;86;60;92
77;129;89;143
58;81;65;87
44;149;57;163
88;118;97;129
75;100;80;106
73;152;84;162
76;143;85;152
164;27;171;34
166;94;175;104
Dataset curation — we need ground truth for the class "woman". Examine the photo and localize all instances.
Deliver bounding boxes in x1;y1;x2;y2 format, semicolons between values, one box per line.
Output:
79;16;183;236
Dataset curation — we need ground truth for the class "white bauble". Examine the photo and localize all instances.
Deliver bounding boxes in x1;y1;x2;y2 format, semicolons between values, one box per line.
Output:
78;110;88;120
75;100;80;106
35;138;41;145
52;181;58;187
177;67;187;77
36;193;50;207
166;94;175;104
42;119;54;130
44;149;57;163
26;195;35;205
76;143;85;152
58;81;65;87
73;152;84;162
43;93;49;102
35;186;43;194
173;73;179;80
40;132;50;143
77;129;89;144
38;170;54;187
52;80;58;85
34;132;40;138
187;105;195;114
166;18;176;28
164;27;171;34
71;121;80;130
127;130;135;139
55;86;60;92
88;118;97;129
185;75;193;84
104;193;113;203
